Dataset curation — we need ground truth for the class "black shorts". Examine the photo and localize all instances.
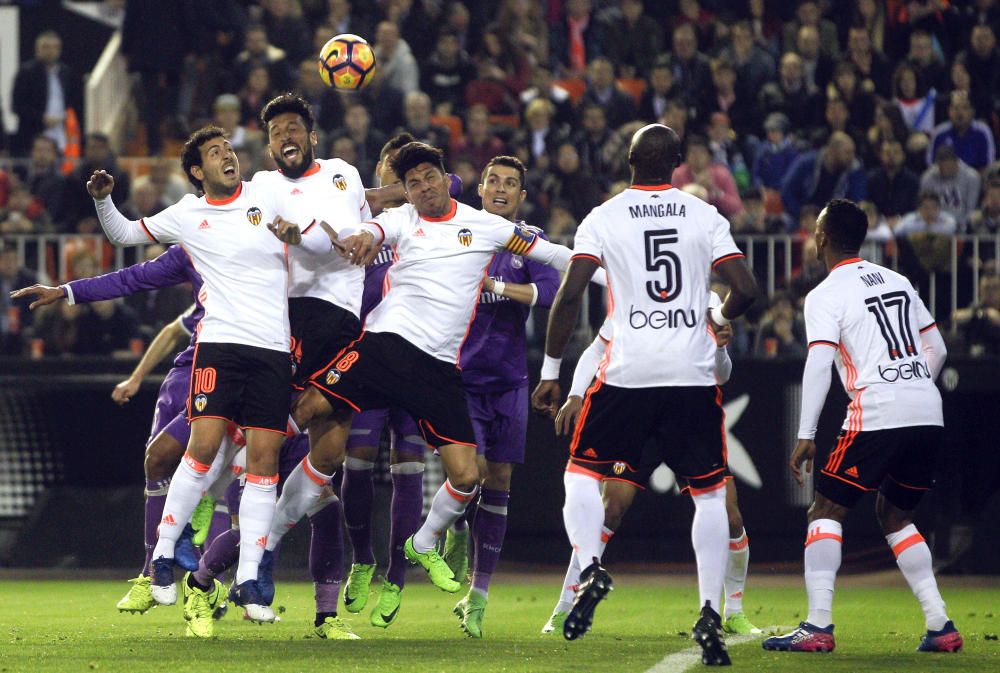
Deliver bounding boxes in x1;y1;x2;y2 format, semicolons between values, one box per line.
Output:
569;383;728;494
187;342;292;433
290;296;361;388
817;425;943;510
308;330;475;449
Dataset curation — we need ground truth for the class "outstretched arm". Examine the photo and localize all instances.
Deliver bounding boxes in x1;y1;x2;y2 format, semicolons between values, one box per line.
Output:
89;170;160;245
112;316;190;405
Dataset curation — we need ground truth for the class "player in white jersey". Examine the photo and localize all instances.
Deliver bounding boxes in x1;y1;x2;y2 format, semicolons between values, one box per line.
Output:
531;124;758;664
542;292;761;638
763;199;963;654
88;126;334;625
260;141;606;602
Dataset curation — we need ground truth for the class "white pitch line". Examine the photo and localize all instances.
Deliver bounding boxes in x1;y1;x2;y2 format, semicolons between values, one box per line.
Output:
643;629;772;673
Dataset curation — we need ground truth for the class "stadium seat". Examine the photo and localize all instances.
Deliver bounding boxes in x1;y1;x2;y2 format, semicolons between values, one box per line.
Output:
617;78;646;107
431;115;464;147
554;78;586;104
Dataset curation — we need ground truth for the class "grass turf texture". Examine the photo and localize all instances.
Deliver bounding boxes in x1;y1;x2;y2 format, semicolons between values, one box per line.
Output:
1;576;998;673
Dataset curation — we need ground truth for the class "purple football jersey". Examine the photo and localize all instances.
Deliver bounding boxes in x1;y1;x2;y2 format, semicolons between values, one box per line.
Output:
360;245;394;322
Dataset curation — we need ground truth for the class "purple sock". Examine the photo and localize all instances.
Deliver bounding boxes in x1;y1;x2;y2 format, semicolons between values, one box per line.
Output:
205;508;230;549
471;489;509;596
310;499;344;614
142;478;170;576
193;528;240;586
341;466;376;565
387;467;424;587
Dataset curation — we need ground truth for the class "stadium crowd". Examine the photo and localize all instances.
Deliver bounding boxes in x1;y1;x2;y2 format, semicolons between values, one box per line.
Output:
2;0;1000;358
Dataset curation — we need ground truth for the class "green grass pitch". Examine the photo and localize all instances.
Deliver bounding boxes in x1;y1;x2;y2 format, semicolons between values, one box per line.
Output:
1;573;998;673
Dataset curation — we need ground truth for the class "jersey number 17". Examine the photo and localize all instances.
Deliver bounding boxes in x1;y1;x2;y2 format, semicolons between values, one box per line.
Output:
865;291;917;360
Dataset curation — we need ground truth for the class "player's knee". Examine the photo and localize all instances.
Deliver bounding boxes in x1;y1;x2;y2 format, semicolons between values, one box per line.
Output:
145;437;183;480
603;496;627;530
807;496;848;523
483;462;513;491
876;495;913;535
448;466;480;493
292;389;330;428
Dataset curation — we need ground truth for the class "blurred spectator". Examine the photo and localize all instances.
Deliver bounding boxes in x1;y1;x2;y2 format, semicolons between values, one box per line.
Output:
465;49;520;115
867;102;912;165
540;143;603;224
720;21;776;105
896;191;958;236
296;58;346;137
829;61;877;134
844;24;892;97
920;144;983;227
818;97;868;160
781;132;867;224
854;0;890;57
657;99;689;148
323;0;371;37
450;105;505;174
549;0;603;76
794;24;834;92
782;1;839;60
952;275;1000;357
451;158;481;208
731;186;781;233
959;24;1000;103
671;0;717;51
122;245;191;333
133;158;190;205
241;66;277;131
671;135;743;219
511;98;569;170
637;56;683;123
754;292;806;358
396;0;446;60
496;0;550;69
11;31;83;157
578;58;636;131
62;134;132;231
928;91;997;171
421;30;477;116
373;21;420;99
759;53;822;139
14;136;67;227
395;92;452;157
261;0;311;65
942;55;993;124
31;300;84;356
0;186;50;234
968;179;1000;234
669;24;712;105
330;136;358;168
235;23;293;93
122;1;193;154
867;139;920;221
212;94;263;155
892;61;937;134
752;112;799;192
74;299;142;357
475;24;533;97
907;29;948;93
124;182;168;220
746;0;783;53
1;245;39;355
573;103;627;187
703;59;755;141
337;103;386;184
519;62;575;129
706;113;750;193
600;0;664;78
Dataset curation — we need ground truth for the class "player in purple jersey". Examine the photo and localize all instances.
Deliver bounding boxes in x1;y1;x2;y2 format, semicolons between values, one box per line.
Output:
446;156;561;638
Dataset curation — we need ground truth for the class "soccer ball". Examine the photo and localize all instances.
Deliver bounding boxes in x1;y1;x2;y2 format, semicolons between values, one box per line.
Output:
317;34;376;90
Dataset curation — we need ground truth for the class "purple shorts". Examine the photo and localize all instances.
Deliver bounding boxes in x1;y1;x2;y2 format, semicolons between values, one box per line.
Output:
467;385;528;465
148;366;190;446
346;408;426;456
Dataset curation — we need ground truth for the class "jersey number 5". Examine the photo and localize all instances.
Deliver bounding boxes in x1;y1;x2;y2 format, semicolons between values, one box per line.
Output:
644;229;682;303
865;291;917;360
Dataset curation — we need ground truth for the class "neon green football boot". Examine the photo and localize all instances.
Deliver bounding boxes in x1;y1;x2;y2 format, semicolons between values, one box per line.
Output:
541;610;568;634
403;536;460;593
343;562;376;613
311;616;361;640
723;612;763;635
190;495;215;546
116;574;156;614
182;573;224;638
442;527;469;584
454;591;487;639
369;580;403;628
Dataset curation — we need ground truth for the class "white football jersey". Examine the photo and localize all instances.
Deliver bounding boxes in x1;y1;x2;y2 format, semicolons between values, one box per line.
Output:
252;159;369;316
141;181;292;351
572;184;743;387
804;258;942;430
361;200;545;363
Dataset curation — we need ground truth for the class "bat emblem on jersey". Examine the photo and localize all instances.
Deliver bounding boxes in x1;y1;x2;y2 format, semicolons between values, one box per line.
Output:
613;462;626;475
246;207;263;226
194;394;208;412
326;369;342;385
457;228;473;247
332;173;348;191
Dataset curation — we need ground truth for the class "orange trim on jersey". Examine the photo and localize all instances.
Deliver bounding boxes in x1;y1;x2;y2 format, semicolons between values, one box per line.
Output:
205;182;243;206
809;340;838;349
891;532;926;558
804;530;843;547
831;256;864;271
919;322;937;334
188;414;233;424
421;199;458;222
418;419;476;448
683;465;727;481
600;530;614;543
712;253;745;269
300;457;330;486
571;253;602;265
365;220;386;244
685;480;728;496
629;183;673;191
602;476;647;490
245;473;280;486
240;425;289;436
309;380;362;412
138;218;159;243
820;468;875;491
301;162;321;178
444;480;477;503
565;460;603;481
569;377;603;455
302;219;317;234
457;263;492;364
183;452;212;473
730;535;749;551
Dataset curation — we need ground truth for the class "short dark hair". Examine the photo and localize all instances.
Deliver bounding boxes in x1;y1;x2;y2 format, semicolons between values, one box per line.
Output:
918;190;941;204
481;155;526;188
182;126;227;191
821;199;868;253
260;93;315;140
379;132;416;162
686;134;709;151
32;134;60;154
390;142;446;183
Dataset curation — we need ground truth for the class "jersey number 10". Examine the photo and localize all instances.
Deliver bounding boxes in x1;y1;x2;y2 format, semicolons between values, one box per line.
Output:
865;291;917;360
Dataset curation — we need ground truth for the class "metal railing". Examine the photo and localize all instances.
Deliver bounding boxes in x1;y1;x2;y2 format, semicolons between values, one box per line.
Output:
3;234;152;285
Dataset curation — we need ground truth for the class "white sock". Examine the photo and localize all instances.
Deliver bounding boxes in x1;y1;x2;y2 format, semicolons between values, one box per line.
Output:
152;452;211;559
235;474;278;585
266;457;332;551
561;470;605;568
691;485;729;613
804;518;843;628
412;480;477;552
887;524;948;630
724;528;750;618
556;525;613;613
